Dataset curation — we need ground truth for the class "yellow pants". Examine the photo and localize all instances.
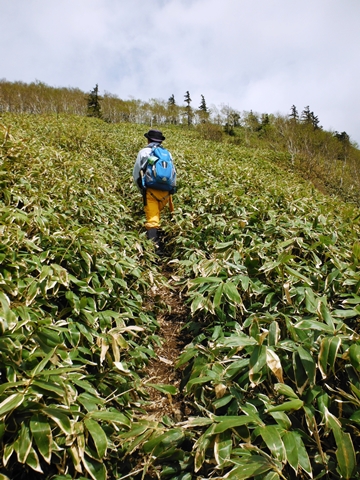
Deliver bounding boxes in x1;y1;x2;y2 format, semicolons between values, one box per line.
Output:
144;188;174;230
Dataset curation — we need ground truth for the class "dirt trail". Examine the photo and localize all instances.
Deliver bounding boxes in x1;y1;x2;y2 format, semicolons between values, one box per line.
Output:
143;263;192;421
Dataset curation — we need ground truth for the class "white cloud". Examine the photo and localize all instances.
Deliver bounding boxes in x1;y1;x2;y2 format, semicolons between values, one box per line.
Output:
1;0;360;142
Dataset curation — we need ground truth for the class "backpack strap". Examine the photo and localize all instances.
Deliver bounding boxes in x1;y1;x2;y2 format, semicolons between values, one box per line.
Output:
140;144;159;175
148;190;174;212
148;190;171;203
140;170;147;206
139;144;160;205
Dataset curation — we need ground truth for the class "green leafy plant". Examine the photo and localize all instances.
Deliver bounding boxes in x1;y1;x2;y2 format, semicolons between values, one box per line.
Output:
1;113;359;479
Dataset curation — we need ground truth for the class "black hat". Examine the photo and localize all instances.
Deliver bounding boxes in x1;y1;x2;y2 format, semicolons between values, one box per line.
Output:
144;129;165;142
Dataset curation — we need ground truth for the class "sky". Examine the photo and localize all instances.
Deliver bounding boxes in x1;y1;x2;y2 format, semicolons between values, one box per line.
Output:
1;0;360;144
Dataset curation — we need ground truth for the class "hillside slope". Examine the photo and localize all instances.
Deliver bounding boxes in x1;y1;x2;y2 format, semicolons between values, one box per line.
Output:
1;114;360;479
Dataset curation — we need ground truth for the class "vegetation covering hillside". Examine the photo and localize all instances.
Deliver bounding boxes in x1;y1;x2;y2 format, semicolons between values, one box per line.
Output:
1;79;360;208
0;113;360;479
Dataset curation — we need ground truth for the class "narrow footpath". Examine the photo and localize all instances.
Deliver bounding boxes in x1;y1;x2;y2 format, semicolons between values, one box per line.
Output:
142;262;192;421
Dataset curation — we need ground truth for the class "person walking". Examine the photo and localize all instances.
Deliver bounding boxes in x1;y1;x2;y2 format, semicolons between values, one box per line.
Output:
133;129;176;253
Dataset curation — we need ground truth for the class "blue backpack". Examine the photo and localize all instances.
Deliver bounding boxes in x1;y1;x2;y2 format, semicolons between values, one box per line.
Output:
142;145;176;193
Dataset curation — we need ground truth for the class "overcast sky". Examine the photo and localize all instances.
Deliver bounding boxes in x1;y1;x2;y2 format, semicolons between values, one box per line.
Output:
1;0;359;144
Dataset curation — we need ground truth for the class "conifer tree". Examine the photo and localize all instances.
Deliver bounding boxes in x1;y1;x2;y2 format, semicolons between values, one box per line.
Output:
198;94;209;123
167;94;178;124
87;84;102;118
310;111;320;130
184;90;193;126
301;106;321;129
261;113;270;127
199;94;207;113
168;94;176;106
301;105;312;124
334;131;350;161
334;131;350;143
289;105;299;122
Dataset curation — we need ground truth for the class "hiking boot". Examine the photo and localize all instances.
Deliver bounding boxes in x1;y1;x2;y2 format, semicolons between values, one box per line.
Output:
155;241;165;256
147;228;165;256
146;228;159;241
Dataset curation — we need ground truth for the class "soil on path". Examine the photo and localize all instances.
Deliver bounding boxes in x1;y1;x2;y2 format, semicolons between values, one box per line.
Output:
142;264;193;421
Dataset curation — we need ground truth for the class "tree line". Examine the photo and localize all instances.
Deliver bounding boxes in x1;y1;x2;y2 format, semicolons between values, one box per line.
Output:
1;78;360;205
0;80;214;126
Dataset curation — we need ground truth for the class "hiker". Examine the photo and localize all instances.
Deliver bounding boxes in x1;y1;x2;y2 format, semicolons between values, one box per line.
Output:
133;129;176;252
